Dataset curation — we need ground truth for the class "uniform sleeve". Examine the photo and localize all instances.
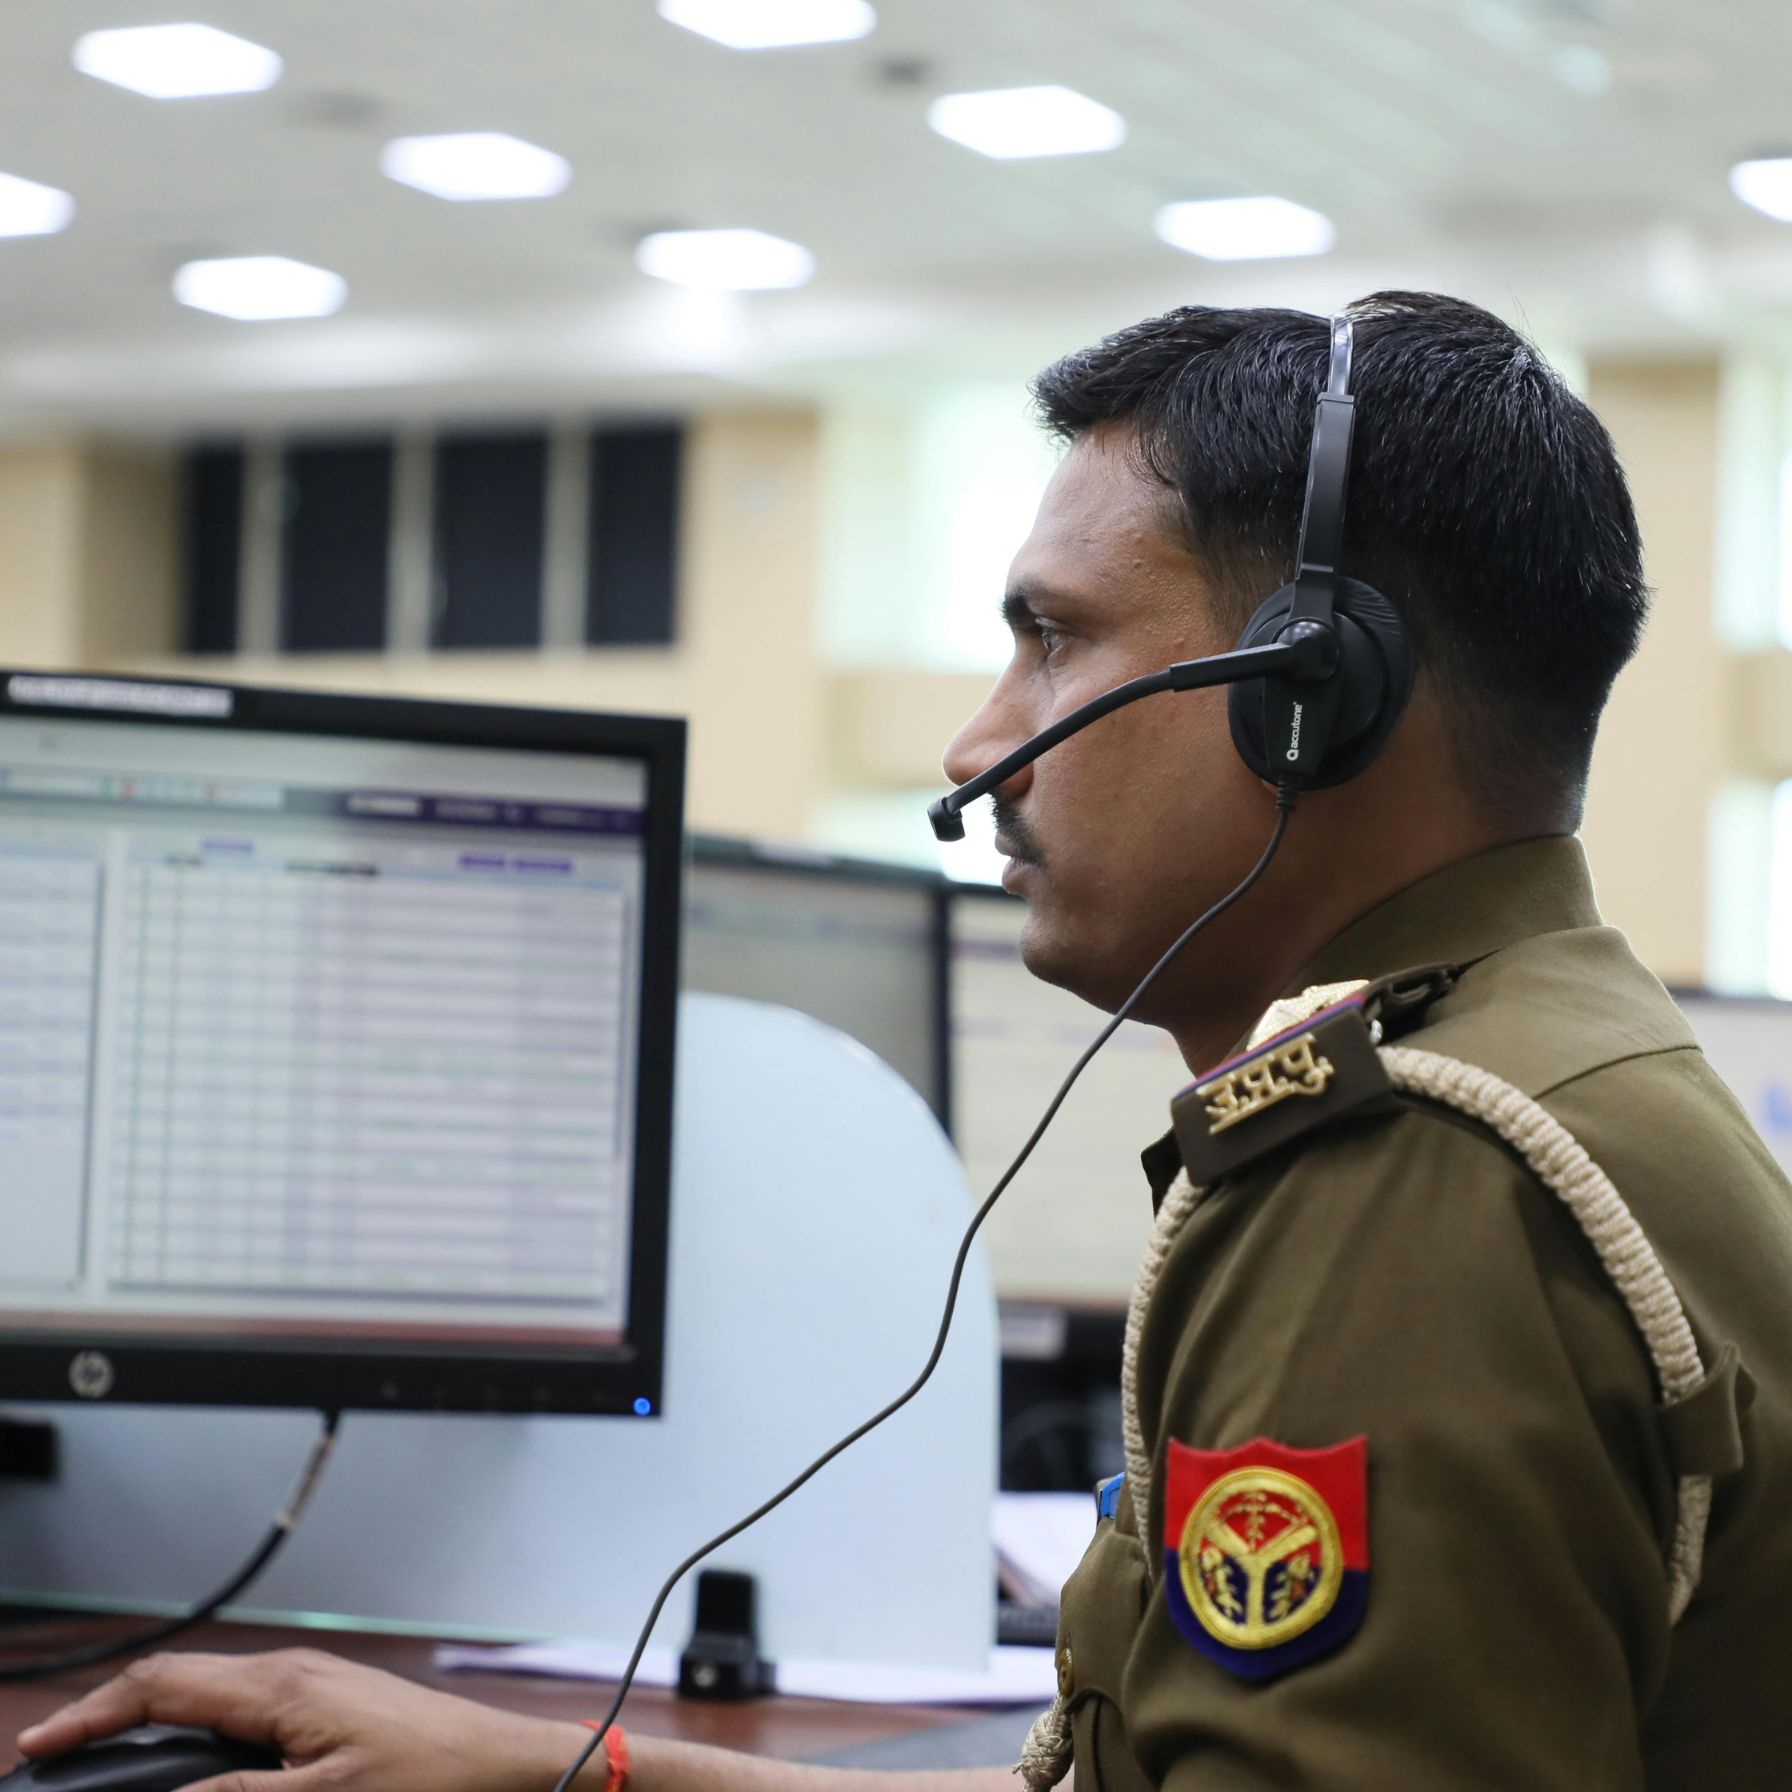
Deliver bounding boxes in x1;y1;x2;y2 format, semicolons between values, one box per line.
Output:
1120;1102;1676;1792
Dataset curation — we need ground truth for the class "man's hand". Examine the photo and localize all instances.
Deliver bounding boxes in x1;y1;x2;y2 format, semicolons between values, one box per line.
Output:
15;1648;597;1792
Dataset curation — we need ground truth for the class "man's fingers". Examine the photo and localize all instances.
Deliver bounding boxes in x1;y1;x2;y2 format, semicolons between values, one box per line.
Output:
180;1769;299;1792
16;1661;160;1756
17;1651;293;1757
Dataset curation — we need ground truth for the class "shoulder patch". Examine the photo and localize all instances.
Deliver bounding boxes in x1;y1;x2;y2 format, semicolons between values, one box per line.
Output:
1172;996;1395;1183
1163;1436;1369;1679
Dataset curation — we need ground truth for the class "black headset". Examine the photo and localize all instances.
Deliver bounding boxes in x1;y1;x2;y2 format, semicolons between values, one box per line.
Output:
927;313;1415;842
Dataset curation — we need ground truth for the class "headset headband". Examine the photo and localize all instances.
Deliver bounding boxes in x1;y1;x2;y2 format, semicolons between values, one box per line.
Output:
1291;313;1356;598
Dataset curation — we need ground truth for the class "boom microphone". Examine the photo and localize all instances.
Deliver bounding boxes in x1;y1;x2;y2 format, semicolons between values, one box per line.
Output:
926;630;1337;842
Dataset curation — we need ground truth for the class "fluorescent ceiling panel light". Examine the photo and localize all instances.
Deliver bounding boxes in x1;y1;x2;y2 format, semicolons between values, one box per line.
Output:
926;85;1126;159
381;132;571;201
0;172;74;238
173;255;346;320
658;0;876;50
1154;196;1335;261
636;228;814;291
72;23;282;98
1731;158;1792;224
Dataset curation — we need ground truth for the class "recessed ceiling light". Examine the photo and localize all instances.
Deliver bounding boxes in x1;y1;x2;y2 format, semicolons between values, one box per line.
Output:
658;0;876;50
636;228;815;291
173;255;346;320
1154;197;1336;261
1730;158;1792;224
72;23;282;99
926;85;1126;159
0;172;75;238
380;132;571;202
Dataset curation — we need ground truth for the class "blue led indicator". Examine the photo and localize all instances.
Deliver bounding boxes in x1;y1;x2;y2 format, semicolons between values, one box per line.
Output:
633;1396;652;1416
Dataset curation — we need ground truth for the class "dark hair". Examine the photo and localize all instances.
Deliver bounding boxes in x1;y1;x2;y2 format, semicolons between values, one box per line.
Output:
1030;291;1647;826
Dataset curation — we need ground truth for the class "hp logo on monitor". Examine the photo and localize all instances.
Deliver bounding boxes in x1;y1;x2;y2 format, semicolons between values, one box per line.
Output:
68;1352;115;1400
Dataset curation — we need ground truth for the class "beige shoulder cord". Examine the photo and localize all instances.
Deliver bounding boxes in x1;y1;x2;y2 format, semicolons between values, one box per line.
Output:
1375;1046;1712;1620
1017;1040;1711;1792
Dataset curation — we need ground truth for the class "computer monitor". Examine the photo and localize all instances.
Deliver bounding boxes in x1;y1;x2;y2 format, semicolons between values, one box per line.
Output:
683;837;949;1125
946;921;1792;1308
948;883;1188;1305
1673;990;1792;1177
0;670;684;1416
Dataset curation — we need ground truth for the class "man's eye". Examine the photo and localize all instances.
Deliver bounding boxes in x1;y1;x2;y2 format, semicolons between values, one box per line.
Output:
1034;622;1068;658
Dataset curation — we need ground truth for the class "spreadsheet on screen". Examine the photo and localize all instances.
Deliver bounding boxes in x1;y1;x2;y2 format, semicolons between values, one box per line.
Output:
0;714;650;1351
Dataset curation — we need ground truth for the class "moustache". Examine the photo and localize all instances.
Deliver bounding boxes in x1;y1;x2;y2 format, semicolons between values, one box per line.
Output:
990;798;1046;869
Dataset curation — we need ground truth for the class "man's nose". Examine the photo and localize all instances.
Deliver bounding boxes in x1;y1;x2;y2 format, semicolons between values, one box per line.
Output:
941;679;1033;801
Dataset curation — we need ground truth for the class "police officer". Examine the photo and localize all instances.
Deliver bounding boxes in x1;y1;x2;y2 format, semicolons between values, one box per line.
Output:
17;294;1788;1789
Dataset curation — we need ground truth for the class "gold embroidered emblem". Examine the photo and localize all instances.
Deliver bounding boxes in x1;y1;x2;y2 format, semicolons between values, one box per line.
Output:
1197;1033;1335;1136
1178;1466;1343;1649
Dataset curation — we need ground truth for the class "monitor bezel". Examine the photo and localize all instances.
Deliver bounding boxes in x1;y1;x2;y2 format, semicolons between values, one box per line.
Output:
688;833;955;1129
0;668;685;1418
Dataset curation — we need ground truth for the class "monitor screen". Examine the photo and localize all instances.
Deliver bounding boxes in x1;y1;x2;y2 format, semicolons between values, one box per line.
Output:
948;885;1188;1304
946;933;1792;1309
0;672;683;1415
683;838;948;1124
1674;991;1792;1177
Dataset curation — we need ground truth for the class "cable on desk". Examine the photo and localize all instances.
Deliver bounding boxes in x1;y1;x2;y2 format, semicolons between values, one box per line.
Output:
0;1407;342;1682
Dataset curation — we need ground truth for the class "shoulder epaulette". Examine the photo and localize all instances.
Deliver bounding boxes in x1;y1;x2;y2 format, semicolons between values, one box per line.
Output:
1169;964;1458;1184
1170;995;1391;1183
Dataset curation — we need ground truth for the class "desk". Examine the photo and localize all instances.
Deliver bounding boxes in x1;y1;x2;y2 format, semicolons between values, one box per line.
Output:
0;1616;968;1763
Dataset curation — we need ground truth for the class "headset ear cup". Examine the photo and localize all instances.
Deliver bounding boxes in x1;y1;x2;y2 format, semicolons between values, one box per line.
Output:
1228;585;1297;783
1227;579;1414;787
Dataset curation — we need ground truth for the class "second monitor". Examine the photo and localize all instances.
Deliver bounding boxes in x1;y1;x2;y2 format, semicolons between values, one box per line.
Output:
949;883;1187;1305
683;837;949;1126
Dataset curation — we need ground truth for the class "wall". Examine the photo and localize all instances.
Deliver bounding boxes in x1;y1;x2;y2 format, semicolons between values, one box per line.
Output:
0;442;94;663
109;413;825;843
0;440;180;667
1580;360;1727;984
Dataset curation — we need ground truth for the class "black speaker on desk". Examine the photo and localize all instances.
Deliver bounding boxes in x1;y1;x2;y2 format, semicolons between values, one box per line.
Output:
679;1568;773;1699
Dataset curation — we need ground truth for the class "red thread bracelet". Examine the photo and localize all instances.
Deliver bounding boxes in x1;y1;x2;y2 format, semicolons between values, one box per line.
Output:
579;1722;630;1792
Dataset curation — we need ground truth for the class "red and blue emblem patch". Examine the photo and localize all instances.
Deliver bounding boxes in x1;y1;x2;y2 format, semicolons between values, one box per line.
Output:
1163;1436;1369;1680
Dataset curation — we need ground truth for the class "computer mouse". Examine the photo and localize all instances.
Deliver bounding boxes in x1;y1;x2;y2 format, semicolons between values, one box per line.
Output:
0;1726;282;1792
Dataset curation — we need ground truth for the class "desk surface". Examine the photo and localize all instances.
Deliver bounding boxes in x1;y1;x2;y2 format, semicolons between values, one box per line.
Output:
0;1616;966;1763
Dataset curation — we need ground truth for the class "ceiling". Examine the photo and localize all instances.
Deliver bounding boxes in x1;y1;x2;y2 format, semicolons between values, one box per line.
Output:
5;0;1792;434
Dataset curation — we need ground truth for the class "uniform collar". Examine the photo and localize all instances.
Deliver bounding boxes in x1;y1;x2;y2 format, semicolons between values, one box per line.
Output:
1288;833;1598;994
1139;834;1599;1208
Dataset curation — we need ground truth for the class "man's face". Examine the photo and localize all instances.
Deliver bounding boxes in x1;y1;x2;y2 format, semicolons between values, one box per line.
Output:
942;424;1274;1018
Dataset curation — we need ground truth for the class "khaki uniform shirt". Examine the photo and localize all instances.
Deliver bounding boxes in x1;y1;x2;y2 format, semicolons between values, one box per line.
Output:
1056;835;1792;1790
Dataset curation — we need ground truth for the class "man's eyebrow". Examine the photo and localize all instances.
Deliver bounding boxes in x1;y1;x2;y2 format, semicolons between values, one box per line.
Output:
1000;582;1085;627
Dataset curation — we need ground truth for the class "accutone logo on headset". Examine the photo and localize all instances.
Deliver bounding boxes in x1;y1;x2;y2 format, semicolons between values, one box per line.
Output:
1286;702;1304;762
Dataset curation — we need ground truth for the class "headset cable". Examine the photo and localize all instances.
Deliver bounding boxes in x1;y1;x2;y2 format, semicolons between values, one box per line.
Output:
551;786;1299;1792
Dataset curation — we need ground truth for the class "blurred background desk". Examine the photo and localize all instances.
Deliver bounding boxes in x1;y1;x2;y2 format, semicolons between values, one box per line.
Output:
0;1616;981;1765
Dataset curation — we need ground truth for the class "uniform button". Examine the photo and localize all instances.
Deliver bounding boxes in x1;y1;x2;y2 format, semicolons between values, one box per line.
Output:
1056;1644;1074;1696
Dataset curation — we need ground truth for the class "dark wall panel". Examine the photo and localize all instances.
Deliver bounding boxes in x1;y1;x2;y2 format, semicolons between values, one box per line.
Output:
433;432;547;649
182;446;244;654
587;426;680;647
280;440;392;653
